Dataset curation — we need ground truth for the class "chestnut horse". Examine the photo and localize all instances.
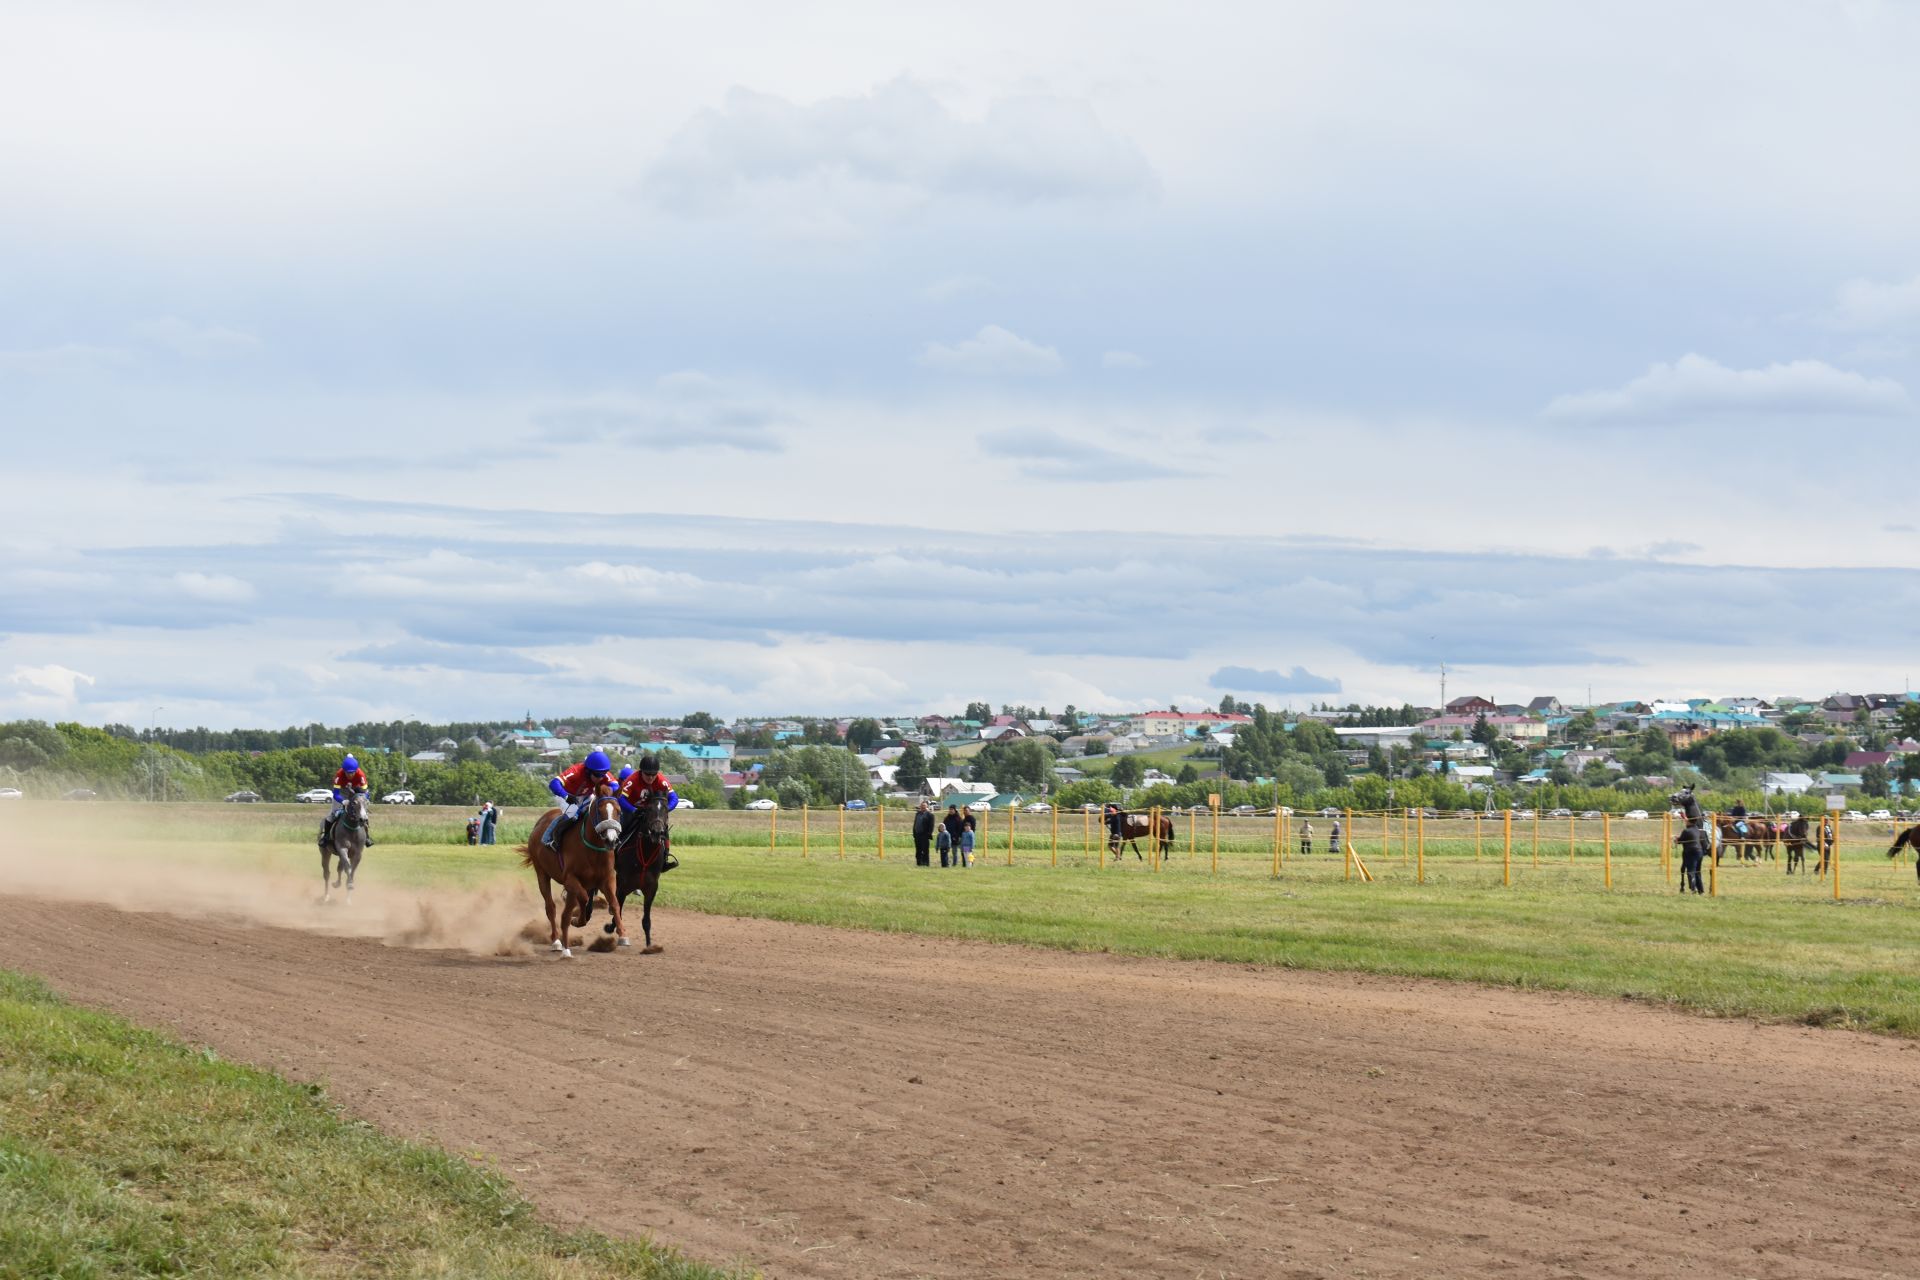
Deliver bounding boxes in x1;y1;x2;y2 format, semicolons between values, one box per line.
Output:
1713;816;1777;866
1107;810;1175;861
604;788;674;953
522;792;627;957
1888;825;1920;883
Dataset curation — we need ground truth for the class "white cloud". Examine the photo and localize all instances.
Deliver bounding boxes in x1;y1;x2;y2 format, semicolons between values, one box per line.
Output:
923;274;993;302
1827;273;1920;331
1544;353;1911;424
8;663;95;703
0;343;123;375
171;572;255;603
641;77;1154;219
918;324;1063;376
133;316;261;359
1101;349;1148;369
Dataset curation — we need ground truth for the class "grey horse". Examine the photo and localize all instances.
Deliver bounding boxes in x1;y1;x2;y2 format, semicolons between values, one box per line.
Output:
322;789;368;903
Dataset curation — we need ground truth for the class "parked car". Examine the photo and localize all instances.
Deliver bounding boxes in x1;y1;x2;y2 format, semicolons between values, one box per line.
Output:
1623;809;1649;820
1547;807;1572;818
1319;806;1341;817
676;798;696;810
1580;810;1603;820
0;787;23;800
1081;803;1104;812
223;790;263;804
1024;802;1052;813
968;800;992;812
63;788;97;801
1843;811;1868;822
1277;806;1294;815
380;790;416;805
294;788;334;804
842;799;867;810
1868;809;1893;821
745;798;777;810
1514;808;1536;819
1230;804;1258;815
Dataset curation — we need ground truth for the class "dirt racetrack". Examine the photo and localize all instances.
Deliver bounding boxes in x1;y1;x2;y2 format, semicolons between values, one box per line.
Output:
3;897;1919;1279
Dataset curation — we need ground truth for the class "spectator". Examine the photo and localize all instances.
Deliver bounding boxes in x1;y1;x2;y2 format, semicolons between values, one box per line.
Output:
479;801;498;845
912;800;934;867
961;809;977;868
1328;818;1342;855
942;805;964;868
1299;821;1314;858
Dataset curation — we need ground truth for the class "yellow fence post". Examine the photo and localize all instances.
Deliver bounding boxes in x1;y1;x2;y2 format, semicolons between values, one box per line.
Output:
1833;813;1842;900
877;805;885;860
1416;809;1426;884
838;804;845;860
1603;812;1611;889
802;804;810;859
1210;801;1219;876
1503;809;1512;886
1272;806;1282;877
1402;809;1410;864
1051;803;1058;868
1189;807;1197;858
1661;810;1670;885
1474;812;1482;861
1099;808;1106;870
1568;812;1575;864
1083;806;1090;861
769;805;777;853
1007;805;1015;866
1151;805;1161;873
1709;841;1717;897
1382;808;1390;864
1344;807;1354;881
1532;808;1540;867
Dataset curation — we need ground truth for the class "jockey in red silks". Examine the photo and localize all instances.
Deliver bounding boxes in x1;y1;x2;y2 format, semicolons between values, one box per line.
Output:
320;754;374;848
617;753;680;871
543;750;616;848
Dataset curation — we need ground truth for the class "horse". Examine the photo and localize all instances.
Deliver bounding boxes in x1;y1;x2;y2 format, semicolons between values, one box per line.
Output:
604;788;675;954
1107;810;1175;862
1782;816;1816;875
1669;786;1706;828
522;790;627;957
1887;825;1920;883
1713;816;1776;866
321;789;368;903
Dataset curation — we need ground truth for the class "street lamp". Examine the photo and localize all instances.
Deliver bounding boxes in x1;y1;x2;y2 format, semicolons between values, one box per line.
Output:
148;706;165;802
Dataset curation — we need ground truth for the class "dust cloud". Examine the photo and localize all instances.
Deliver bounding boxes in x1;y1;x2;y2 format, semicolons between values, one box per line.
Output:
0;818;547;956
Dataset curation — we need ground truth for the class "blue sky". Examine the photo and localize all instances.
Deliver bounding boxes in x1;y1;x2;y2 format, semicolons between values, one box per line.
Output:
4;1;1919;727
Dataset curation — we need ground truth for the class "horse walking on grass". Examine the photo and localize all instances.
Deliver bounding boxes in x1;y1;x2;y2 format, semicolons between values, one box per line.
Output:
1888;825;1920;883
321;790;368;904
1107;810;1175;862
522;791;627;957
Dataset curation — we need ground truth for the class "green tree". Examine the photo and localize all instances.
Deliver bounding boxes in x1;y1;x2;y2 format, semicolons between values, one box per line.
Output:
1109;755;1146;787
1469;714;1498;747
972;739;1055;794
963;701;992;722
895;742;929;793
1083;737;1109;756
928;744;956;778
1897;701;1920;743
1861;762;1891;798
1176;763;1199;784
682;711;717;730
845;718;884;751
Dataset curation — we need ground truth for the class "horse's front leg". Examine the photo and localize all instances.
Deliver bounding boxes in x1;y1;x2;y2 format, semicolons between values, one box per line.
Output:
604;867;628;946
536;871;562;952
640;875;662;954
320;848;331;902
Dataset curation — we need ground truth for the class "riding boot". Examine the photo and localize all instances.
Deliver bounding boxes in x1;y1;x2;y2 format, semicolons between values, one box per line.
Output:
317;819;330;850
364;819;375;847
545;810;573;849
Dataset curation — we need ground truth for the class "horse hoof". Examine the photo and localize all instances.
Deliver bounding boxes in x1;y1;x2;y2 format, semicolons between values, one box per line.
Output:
617;937;632;947
550;940;564;952
641;944;664;955
560;948;573;958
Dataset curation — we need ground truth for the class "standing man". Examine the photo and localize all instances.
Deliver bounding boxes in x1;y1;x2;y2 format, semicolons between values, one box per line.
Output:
941;804;965;869
1298;820;1314;858
1328;817;1342;856
1676;823;1711;894
912;800;935;867
479;801;498;845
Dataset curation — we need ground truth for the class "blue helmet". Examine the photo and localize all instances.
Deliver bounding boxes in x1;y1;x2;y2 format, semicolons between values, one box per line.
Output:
584;750;612;773
342;755;359;772
618;765;634;781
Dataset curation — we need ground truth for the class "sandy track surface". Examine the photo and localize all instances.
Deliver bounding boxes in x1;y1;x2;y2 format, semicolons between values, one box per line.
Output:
3;897;1918;1278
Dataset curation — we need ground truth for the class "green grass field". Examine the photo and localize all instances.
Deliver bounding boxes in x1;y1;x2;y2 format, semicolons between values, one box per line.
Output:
11;803;1916;1034
0;967;740;1280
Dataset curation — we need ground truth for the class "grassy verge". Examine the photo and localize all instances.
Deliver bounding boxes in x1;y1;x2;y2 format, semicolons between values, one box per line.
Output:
0;969;744;1280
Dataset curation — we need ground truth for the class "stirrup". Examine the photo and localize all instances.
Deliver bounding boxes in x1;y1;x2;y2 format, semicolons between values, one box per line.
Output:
662;852;679;873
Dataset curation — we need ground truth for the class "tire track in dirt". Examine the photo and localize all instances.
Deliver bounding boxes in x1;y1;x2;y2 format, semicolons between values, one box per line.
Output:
2;895;1917;1278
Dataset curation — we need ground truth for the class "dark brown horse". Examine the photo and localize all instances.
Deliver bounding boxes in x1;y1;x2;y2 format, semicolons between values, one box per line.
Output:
1888;825;1920;883
604;789;674;953
1108;810;1175;861
522;791;627;957
1714;816;1779;865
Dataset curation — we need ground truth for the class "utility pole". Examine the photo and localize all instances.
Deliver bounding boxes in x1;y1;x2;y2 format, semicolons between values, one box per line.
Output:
1439;663;1448;710
147;706;164;802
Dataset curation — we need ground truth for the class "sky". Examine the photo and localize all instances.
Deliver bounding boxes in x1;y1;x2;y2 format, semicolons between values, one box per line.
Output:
4;0;1919;729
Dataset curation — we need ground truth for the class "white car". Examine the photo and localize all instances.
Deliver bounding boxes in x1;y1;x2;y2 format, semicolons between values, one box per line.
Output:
1023;802;1052;813
968;800;992;812
1868;809;1893;820
1843;811;1868;822
745;798;777;810
380;790;416;805
294;788;334;804
1623;809;1649;820
676;798;696;810
0;787;21;800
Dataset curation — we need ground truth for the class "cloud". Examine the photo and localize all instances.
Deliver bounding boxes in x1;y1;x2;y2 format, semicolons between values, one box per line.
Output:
1102;350;1149;369
1209;665;1344;695
977;427;1181;482
133;316;261;359
338;638;561;676
531;372;786;452
923;274;993;302
1827;273;1920;331
1544;353;1912;424
8;663;95;702
918;325;1063;376
0;343;123;375
171;572;255;602
641;77;1154;218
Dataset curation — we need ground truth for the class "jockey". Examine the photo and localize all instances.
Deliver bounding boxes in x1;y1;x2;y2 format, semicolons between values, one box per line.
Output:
319;754;373;849
617;753;681;871
617;753;678;813
543;750;616;848
1728;799;1749;837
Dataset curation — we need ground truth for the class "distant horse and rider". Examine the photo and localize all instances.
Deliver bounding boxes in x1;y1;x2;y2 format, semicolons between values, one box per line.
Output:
604;785;676;953
1672;786;1830;878
1104;804;1176;862
522;786;628;957
320;787;368;903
